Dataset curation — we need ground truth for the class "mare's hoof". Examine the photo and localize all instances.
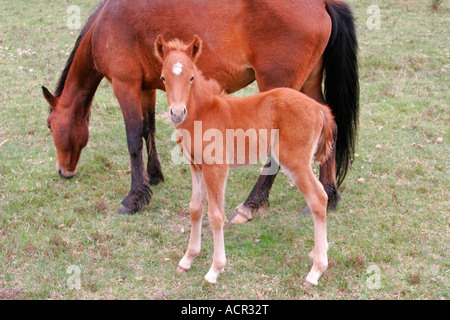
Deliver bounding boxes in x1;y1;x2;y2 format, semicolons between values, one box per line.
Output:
117;204;133;215
118;181;152;215
229;202;269;224
229;206;251;224
229;203;255;224
149;175;164;186
229;211;250;224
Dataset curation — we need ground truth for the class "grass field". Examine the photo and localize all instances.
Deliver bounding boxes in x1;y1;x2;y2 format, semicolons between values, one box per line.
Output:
0;0;448;300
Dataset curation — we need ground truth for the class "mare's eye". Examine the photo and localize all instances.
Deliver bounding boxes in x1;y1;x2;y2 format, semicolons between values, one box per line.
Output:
190;76;194;82
161;77;166;82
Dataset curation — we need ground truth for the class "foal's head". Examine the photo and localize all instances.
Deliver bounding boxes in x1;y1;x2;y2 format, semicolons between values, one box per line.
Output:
154;35;202;125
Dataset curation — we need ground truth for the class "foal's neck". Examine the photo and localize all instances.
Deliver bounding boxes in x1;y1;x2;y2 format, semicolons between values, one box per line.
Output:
189;67;224;112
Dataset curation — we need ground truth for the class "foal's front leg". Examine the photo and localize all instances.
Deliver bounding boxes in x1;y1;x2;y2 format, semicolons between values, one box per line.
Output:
178;165;206;272
202;165;228;284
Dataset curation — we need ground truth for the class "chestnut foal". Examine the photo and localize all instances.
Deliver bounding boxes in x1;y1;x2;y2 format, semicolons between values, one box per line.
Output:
155;36;335;286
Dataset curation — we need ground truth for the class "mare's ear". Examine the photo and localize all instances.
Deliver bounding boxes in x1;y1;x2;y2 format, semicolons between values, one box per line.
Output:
187;35;202;62
42;86;56;107
154;35;168;62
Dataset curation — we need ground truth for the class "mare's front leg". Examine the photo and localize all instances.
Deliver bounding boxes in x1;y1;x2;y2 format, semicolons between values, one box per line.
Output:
202;165;228;284
142;89;165;185
178;165;206;272
113;80;152;214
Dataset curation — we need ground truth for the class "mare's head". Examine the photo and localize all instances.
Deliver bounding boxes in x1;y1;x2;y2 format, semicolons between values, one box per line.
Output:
154;35;202;125
42;86;89;178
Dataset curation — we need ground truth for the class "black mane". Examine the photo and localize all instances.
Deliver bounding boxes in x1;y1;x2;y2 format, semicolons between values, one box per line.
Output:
54;1;106;97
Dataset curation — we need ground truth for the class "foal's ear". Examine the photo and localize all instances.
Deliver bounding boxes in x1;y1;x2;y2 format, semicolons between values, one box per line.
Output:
187;35;202;62
154;35;168;62
42;86;56;107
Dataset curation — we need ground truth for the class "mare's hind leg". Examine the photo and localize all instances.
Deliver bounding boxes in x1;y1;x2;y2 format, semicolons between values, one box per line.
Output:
178;165;206;272
142;89;164;185
230;159;279;223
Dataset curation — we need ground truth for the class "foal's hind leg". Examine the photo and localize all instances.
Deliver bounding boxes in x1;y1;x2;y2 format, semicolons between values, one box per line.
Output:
301;57;340;213
287;163;329;286
142;89;164;185
178;165;206;272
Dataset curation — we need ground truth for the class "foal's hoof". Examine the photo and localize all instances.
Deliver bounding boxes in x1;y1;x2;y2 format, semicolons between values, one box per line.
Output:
117;204;133;215
177;266;189;274
303;280;317;288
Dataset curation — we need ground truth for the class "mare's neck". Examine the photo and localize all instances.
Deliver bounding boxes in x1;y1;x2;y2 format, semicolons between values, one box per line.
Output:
59;33;103;121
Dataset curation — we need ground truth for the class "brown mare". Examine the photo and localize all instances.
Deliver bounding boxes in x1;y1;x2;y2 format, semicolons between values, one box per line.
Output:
155;36;335;285
42;0;358;220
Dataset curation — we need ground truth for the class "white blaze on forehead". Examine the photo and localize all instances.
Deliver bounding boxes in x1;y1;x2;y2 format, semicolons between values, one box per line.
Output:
172;62;183;76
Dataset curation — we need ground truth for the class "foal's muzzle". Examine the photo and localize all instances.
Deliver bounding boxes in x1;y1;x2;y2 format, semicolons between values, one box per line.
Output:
169;106;187;125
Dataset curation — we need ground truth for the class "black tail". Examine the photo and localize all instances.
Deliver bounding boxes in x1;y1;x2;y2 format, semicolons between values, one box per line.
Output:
324;1;359;187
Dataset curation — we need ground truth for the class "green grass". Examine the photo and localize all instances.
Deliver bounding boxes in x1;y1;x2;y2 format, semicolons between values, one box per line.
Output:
0;0;448;299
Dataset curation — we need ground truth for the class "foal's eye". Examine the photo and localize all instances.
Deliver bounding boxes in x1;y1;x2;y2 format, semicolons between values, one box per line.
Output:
161;77;166;82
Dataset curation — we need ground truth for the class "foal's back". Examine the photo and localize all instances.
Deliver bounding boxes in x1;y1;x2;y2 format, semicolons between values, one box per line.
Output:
220;87;326;135
206;88;331;167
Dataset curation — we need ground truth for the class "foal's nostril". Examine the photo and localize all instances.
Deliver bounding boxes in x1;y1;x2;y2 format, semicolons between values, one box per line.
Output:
183;108;187;116
170;108;174;116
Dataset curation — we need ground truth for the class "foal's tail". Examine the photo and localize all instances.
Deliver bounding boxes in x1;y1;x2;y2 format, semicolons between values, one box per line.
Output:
314;105;335;165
